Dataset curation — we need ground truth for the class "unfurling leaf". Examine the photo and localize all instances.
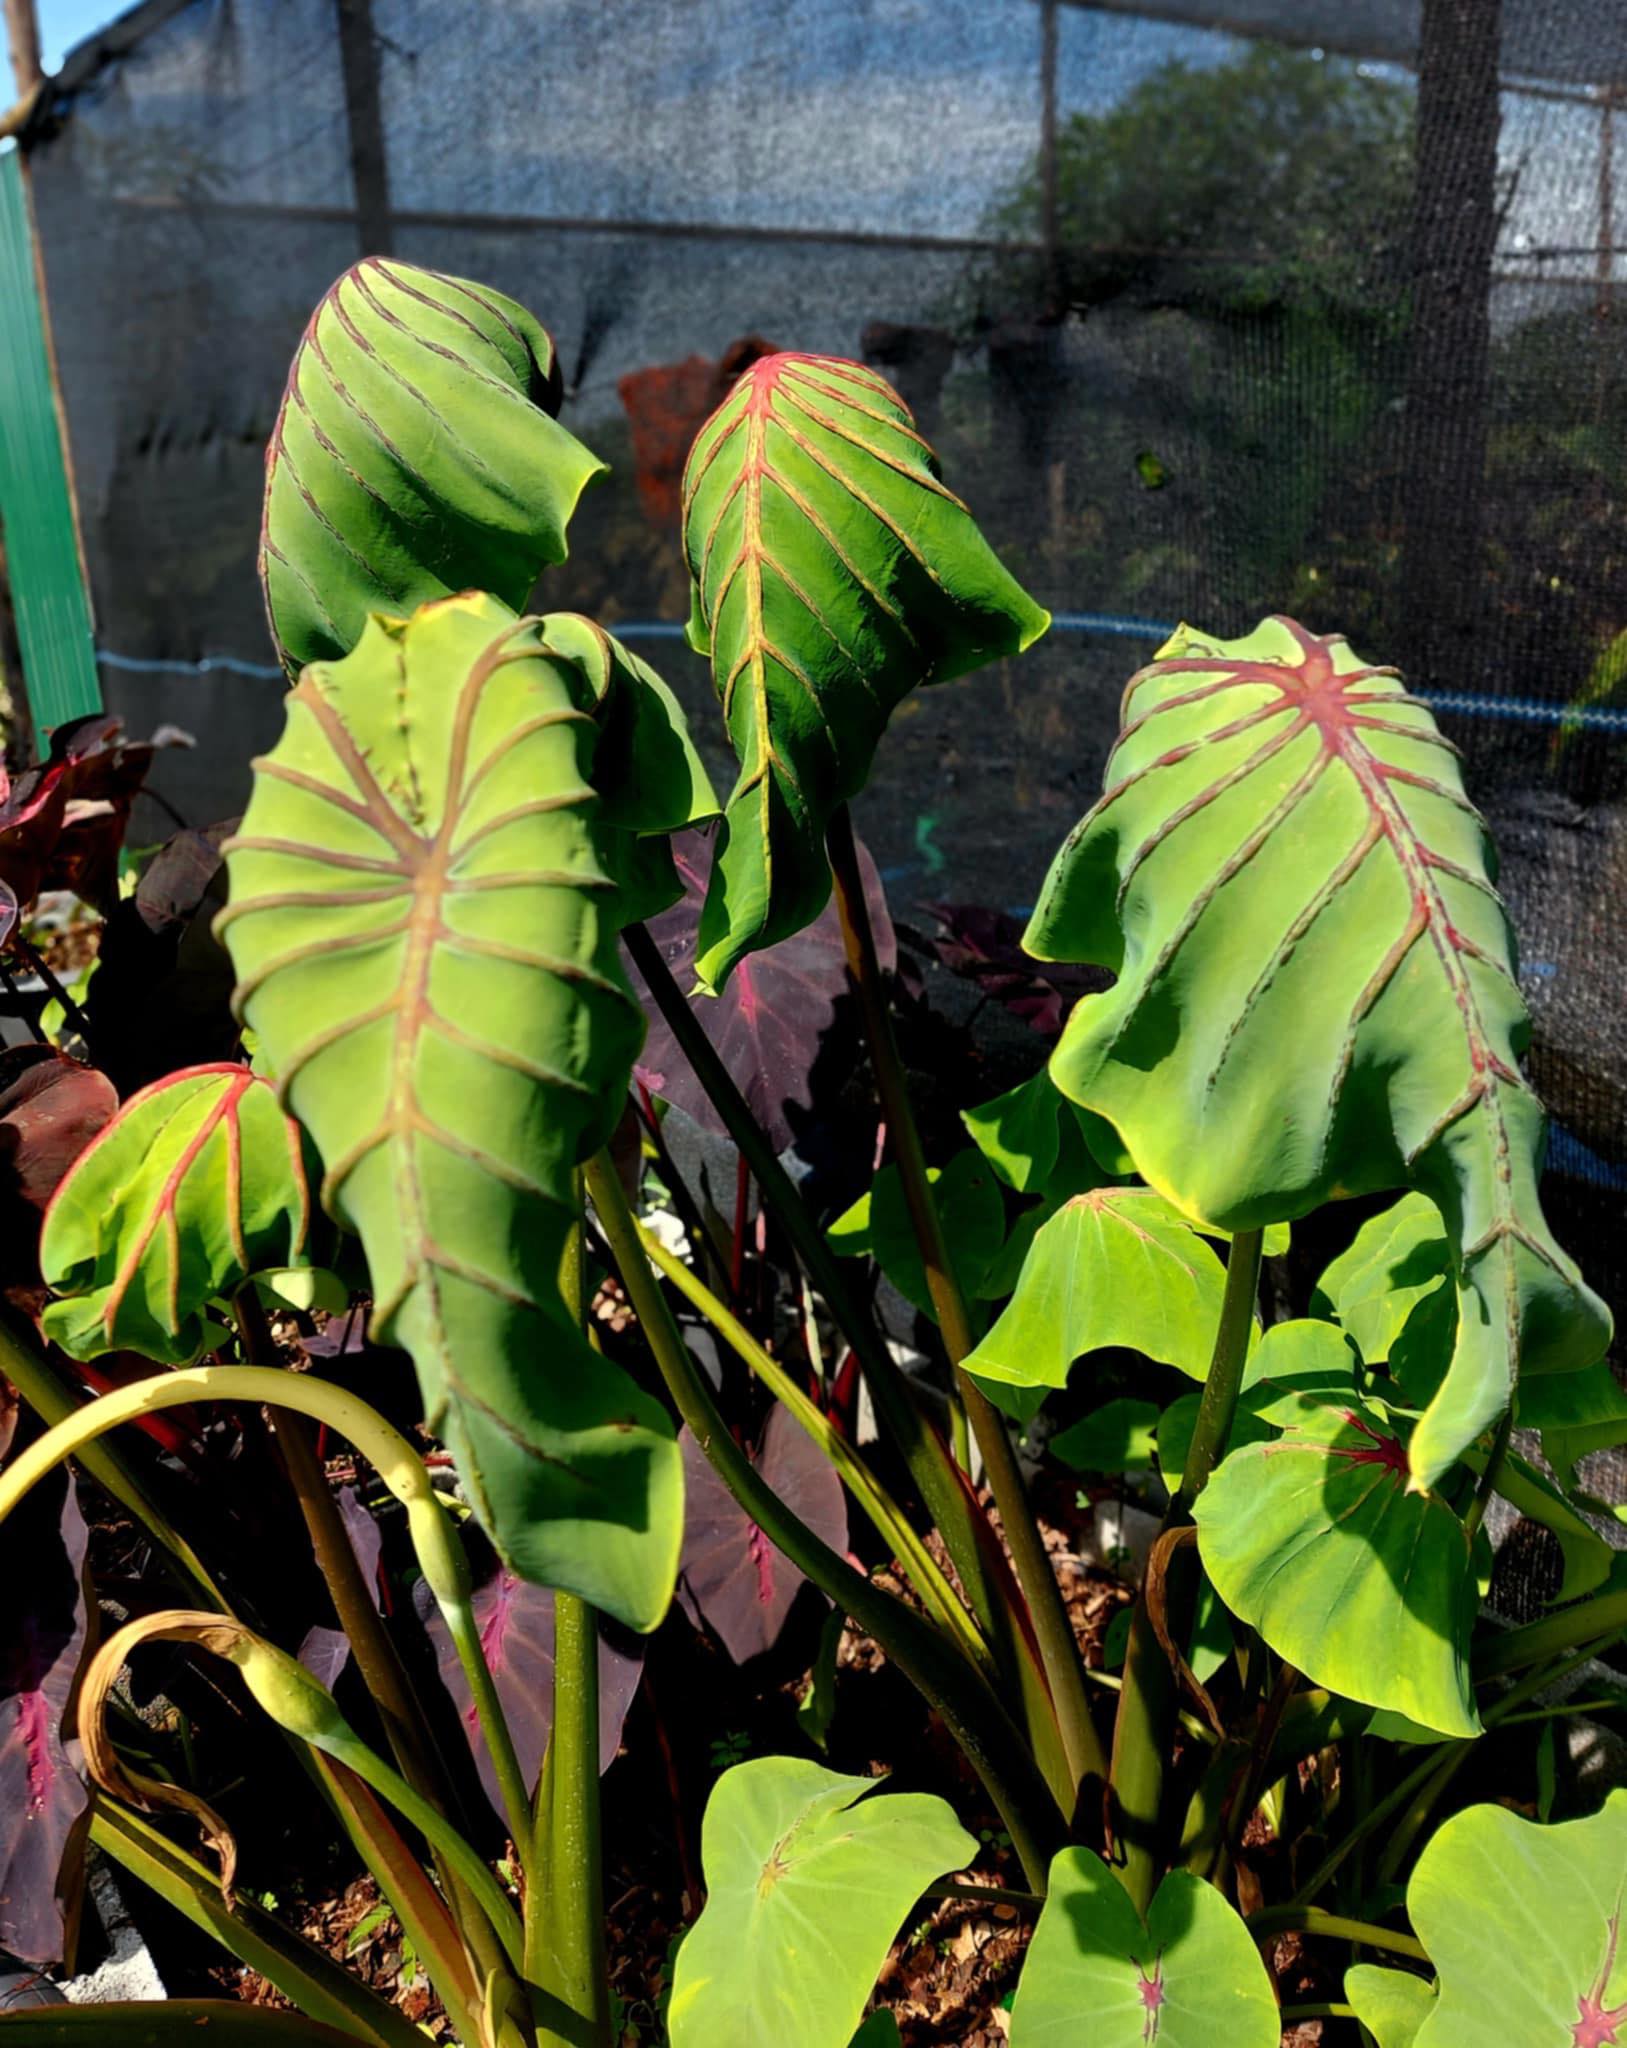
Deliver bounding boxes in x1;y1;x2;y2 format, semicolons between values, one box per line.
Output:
1194;1324;1479;1736
262;259;606;674
668;1757;975;2048
41;1065;310;1364
217;592;682;1630
1402;1791;1627;2044
1026;617;1610;1486
677;1405;848;1664
681;351;1048;992
964;1188;1236;1389
1009;1846;1279;2046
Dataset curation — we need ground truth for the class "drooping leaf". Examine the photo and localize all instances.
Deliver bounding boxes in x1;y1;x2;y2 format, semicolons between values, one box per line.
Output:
89;1801;426;2048
217;591;682;1629
417;1567;643;1819
1404;1791;1627;2045
963;1189;1236;1390
1345;1965;1437;2047
829;1151;1006;1322
40;1065;310;1365
0;1467;91;1968
681;352;1048;991
677;1404;848;1664
1312;1192;1453;1364
1008;1847;1279;2047
1025;616;1612;1487
1194;1338;1480;1736
261;259;606;675
668;1757;975;2048
630;825;894;1154
1050;1397;1161;1475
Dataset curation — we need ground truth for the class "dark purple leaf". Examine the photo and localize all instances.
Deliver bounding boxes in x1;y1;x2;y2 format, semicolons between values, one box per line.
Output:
0;717;187;920
923;901;1107;1041
0;1465;91;1966
337;1486;383;1605
294;1487;384;1691
418;1573;644;1820
82;823;238;1095
629;827;895;1153
676;1404;848;1663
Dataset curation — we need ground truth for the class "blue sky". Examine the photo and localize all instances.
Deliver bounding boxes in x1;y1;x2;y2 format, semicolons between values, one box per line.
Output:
36;0;122;72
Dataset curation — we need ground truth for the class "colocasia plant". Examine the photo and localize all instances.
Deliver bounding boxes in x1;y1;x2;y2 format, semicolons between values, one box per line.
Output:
0;257;1622;2048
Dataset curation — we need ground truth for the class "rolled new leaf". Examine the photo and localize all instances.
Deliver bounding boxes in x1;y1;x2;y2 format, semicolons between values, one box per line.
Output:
41;1065;310;1365
681;351;1049;992
262;259;606;674
1026;617;1611;1486
216;591;682;1630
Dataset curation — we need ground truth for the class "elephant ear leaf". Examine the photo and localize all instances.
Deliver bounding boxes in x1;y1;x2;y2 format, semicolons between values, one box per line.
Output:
668;1757;974;2048
41;1064;309;1365
217;590;681;1631
680;351;1048;993
1194;1363;1480;1737
1344;1965;1435;2048
262;259;606;675
1025;615;1610;1487
1010;1847;1279;2047
1404;1791;1627;2045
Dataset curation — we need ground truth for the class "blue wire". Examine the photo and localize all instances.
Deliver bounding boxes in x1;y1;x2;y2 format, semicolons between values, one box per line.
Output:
95;613;1627;731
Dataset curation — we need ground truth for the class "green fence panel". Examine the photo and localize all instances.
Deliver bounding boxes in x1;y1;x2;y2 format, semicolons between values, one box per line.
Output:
0;140;101;735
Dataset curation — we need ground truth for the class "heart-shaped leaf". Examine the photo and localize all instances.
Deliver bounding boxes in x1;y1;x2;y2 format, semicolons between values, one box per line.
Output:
681;352;1048;992
417;1567;644;1819
1345;1964;1436;2047
630;826;894;1154
829;1150;1006;1321
1009;1846;1279;2046
668;1757;975;2048
1404;1791;1627;2045
964;1189;1235;1390
0;1466;91;1968
961;1068;1124;1196
1025;617;1611;1487
40;1064;310;1365
217;591;681;1629
677;1404;848;1663
262;259;606;674
1312;1193;1453;1364
1194;1329;1479;1736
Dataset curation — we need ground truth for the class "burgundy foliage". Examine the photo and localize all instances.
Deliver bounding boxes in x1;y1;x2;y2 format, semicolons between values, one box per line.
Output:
0;1466;91;1966
923;901;1106;1039
676;1403;848;1664
0;716;184;924
630;827;895;1153
418;1572;644;1820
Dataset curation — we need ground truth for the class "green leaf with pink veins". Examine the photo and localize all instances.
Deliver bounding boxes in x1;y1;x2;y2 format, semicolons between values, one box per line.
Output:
1025;616;1611;1489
